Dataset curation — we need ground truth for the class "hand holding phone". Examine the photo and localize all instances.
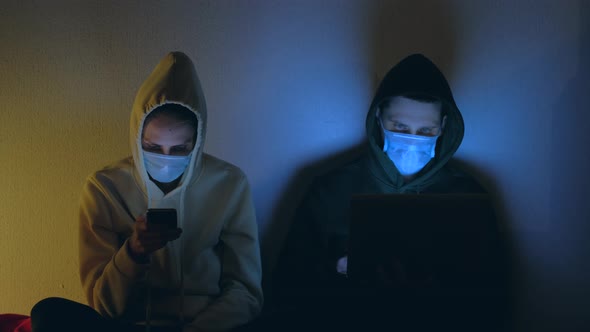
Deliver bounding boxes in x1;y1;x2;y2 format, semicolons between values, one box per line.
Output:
128;209;182;261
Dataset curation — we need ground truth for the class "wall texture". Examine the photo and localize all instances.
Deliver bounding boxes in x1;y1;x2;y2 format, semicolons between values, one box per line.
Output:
1;0;588;330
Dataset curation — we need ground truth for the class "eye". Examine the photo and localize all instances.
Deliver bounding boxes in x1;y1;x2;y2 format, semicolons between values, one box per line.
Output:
419;127;439;136
393;122;408;130
170;145;191;155
142;143;161;152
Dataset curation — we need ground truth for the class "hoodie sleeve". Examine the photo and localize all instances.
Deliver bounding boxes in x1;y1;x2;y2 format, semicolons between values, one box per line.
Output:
78;175;149;318
185;175;263;332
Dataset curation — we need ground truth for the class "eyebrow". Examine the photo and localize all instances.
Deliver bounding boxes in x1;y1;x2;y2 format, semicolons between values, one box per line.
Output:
393;118;440;125
390;121;438;127
142;140;192;147
391;120;408;126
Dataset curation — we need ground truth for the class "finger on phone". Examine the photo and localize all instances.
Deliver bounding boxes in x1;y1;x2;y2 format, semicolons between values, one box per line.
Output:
135;215;148;231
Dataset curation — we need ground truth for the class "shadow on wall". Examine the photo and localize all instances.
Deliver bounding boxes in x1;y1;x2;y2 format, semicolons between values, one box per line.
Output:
259;0;513;307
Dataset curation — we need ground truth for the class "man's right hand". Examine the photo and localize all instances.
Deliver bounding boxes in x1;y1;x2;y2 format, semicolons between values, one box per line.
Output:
336;256;348;275
128;214;182;261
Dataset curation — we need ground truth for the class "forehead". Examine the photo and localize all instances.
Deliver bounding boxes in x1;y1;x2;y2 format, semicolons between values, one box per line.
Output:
142;115;195;141
381;96;442;124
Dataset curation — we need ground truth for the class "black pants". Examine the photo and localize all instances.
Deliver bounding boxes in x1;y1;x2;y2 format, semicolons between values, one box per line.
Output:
268;289;510;332
30;297;178;332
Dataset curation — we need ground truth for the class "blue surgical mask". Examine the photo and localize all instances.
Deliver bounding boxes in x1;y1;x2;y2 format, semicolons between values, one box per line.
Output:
143;151;192;183
382;127;438;176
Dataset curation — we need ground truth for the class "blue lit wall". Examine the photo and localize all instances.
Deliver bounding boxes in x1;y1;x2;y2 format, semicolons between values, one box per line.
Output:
1;1;588;330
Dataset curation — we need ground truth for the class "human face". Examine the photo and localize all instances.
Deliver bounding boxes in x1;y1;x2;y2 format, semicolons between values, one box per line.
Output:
379;96;445;137
142;115;195;156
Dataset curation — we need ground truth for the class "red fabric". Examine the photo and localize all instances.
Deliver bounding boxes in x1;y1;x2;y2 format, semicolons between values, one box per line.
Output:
0;314;32;332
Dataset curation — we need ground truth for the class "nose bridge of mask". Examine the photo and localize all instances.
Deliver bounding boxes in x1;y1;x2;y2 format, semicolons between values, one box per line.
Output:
144;151;191;165
384;131;437;157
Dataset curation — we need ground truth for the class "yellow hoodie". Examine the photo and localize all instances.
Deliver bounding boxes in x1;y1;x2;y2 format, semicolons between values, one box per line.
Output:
78;52;263;331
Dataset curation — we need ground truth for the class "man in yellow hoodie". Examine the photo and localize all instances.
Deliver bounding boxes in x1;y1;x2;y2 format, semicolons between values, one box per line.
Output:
31;52;263;332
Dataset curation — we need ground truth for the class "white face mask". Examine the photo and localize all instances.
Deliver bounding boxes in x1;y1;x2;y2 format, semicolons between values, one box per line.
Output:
382;128;438;176
143;151;192;183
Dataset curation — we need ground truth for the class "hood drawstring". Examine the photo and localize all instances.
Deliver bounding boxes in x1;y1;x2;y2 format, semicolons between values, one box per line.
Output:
145;189;153;332
179;187;187;326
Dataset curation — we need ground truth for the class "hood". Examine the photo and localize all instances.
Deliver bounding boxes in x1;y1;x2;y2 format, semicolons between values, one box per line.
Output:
365;53;464;191
130;51;207;197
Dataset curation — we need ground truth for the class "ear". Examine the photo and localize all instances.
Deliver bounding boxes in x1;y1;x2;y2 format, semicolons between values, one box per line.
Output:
440;115;447;133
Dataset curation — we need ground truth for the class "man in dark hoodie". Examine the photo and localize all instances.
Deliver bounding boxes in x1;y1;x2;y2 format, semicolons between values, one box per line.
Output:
272;54;510;331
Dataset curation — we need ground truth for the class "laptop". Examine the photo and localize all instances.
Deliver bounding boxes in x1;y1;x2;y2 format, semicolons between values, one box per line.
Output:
346;193;505;294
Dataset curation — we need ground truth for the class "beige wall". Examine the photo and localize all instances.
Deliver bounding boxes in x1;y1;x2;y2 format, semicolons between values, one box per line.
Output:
1;1;588;330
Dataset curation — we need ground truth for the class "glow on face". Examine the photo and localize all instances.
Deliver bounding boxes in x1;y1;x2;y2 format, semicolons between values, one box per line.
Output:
380;96;445;137
141;116;195;156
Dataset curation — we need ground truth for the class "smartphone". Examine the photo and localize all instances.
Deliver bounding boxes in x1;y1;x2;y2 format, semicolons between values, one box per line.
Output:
146;208;177;231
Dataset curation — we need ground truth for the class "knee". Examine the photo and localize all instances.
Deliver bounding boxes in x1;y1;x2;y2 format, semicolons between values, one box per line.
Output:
31;297;65;317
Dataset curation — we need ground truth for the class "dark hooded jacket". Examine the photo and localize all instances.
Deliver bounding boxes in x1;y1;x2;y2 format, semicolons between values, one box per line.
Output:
274;54;485;291
271;56;511;328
